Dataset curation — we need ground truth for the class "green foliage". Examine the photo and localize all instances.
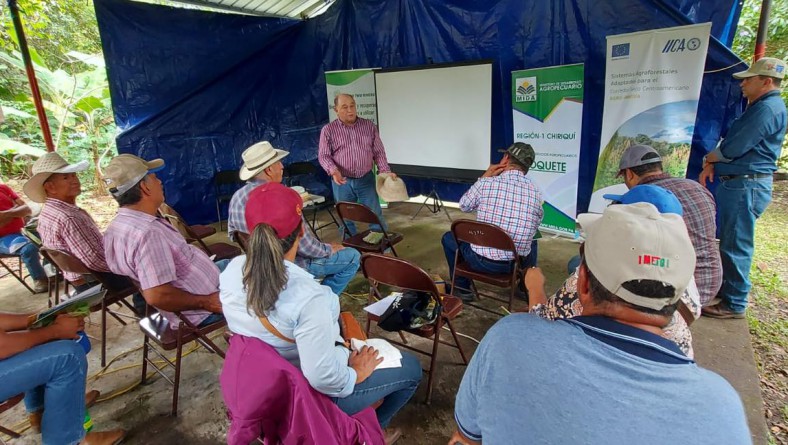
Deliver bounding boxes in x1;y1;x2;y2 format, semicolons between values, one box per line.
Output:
0;1;116;190
593;134;689;191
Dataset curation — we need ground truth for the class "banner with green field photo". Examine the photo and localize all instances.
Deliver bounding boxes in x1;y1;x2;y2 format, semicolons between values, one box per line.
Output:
594;23;710;192
512;63;584;236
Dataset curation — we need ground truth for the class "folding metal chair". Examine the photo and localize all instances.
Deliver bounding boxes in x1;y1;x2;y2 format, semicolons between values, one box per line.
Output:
284;162;340;239
361;253;467;404
450;219;526;314
0;253;35;293
231;231;249;255
0;394;23;443
159;205;241;261
41;248;139;367
140;312;226;416
335;202;402;256
214;170;243;231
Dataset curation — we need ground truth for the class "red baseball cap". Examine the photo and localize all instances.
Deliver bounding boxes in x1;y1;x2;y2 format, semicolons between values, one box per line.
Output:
244;182;303;238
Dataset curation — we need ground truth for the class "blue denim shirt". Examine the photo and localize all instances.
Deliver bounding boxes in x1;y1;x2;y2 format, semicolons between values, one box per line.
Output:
710;89;787;175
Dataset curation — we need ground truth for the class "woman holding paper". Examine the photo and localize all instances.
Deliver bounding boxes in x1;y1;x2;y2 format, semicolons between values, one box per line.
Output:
219;182;421;439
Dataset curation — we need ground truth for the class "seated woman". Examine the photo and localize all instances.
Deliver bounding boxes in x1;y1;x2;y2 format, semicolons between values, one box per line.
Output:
219;182;421;443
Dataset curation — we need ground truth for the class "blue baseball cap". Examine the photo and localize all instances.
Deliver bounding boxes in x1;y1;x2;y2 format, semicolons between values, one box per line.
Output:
603;184;683;216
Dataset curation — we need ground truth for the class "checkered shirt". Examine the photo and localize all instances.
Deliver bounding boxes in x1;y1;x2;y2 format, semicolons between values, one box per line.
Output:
227;179;331;267
38;198;110;283
104;208;215;329
459;170;543;261
639;173;722;305
318;117;391;178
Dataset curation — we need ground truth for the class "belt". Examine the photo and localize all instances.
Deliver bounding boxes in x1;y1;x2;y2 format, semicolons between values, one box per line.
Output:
719;173;771;181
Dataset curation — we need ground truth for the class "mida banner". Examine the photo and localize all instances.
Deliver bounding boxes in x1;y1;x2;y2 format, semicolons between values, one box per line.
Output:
594;23;711;192
512;63;584;236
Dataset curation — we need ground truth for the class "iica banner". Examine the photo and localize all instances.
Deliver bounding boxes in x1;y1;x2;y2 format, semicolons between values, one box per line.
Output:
594;23;711;192
512;63;584;236
325;69;378;124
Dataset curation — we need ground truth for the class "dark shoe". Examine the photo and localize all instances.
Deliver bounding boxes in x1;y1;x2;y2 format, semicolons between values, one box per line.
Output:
80;429;125;445
702;303;745;319
384;427;403;445
451;288;475;302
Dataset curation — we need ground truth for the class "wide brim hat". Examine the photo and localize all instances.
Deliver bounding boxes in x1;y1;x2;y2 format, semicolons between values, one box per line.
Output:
376;173;409;202
239;141;289;181
23;152;89;203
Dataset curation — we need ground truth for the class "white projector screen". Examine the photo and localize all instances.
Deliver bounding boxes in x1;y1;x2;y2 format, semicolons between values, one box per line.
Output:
375;61;492;181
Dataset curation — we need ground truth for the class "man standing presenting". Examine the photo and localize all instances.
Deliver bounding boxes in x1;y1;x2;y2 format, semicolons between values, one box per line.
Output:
319;93;395;234
441;142;543;300
228;141;360;296
700;57;787;318
615;145;721;306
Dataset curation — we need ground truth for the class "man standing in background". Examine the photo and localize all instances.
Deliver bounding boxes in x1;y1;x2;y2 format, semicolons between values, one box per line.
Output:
700;57;787;318
319;93;396;234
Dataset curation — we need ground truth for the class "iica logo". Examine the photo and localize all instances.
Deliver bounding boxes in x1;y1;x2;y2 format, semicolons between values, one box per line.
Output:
661;37;701;53
515;77;537;102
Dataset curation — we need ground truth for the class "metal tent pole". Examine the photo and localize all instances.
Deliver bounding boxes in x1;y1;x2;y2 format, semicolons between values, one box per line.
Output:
754;0;772;61
6;0;55;152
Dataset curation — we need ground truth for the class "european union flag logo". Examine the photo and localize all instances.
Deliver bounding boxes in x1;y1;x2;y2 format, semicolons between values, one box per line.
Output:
612;43;630;58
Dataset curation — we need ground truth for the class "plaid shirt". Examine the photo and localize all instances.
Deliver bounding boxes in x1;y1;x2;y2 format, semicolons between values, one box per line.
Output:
460;170;543;261
227;180;331;268
640;173;722;305
38;198;110;283
318;117;391;178
104;208;215;329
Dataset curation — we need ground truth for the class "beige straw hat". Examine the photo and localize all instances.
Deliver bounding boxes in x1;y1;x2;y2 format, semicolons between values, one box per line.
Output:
375;173;409;202
239;141;289;181
23;152;89;203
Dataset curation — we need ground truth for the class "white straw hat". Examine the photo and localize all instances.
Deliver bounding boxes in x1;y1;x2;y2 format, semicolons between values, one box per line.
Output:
239;141;289;181
23;152;89;203
375;173;409;202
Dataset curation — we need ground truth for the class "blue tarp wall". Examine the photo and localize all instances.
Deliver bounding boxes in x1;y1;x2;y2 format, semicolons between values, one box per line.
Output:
95;0;745;224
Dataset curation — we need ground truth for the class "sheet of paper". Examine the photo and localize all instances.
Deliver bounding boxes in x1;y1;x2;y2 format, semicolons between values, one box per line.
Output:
351;338;403;369
363;294;399;317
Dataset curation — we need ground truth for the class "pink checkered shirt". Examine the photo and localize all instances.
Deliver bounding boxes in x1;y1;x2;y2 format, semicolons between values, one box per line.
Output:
104;208;216;328
318;117;391;178
459;170;543;261
38;198;110;283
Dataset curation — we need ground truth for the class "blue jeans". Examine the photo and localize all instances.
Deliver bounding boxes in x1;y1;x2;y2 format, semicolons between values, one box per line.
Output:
715;176;772;313
305;247;361;295
441;232;537;291
332;171;387;236
334;350;422;428
0;233;46;281
0;340;87;445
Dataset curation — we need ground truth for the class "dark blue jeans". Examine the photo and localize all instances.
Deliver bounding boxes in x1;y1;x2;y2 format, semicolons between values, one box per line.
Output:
441;232;537;291
715;176;772;313
333;350;422;428
332;171;387;236
0;340;88;445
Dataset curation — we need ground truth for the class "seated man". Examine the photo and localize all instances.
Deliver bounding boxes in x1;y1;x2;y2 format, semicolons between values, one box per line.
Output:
441;142;543;300
0;312;124;445
24;152;146;314
527;185;702;357
228;141;360;296
0;182;48;292
615;144;721;306
450;203;749;445
103;154;223;329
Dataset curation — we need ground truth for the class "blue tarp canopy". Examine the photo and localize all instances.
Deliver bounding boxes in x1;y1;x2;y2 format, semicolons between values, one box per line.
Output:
95;0;745;224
